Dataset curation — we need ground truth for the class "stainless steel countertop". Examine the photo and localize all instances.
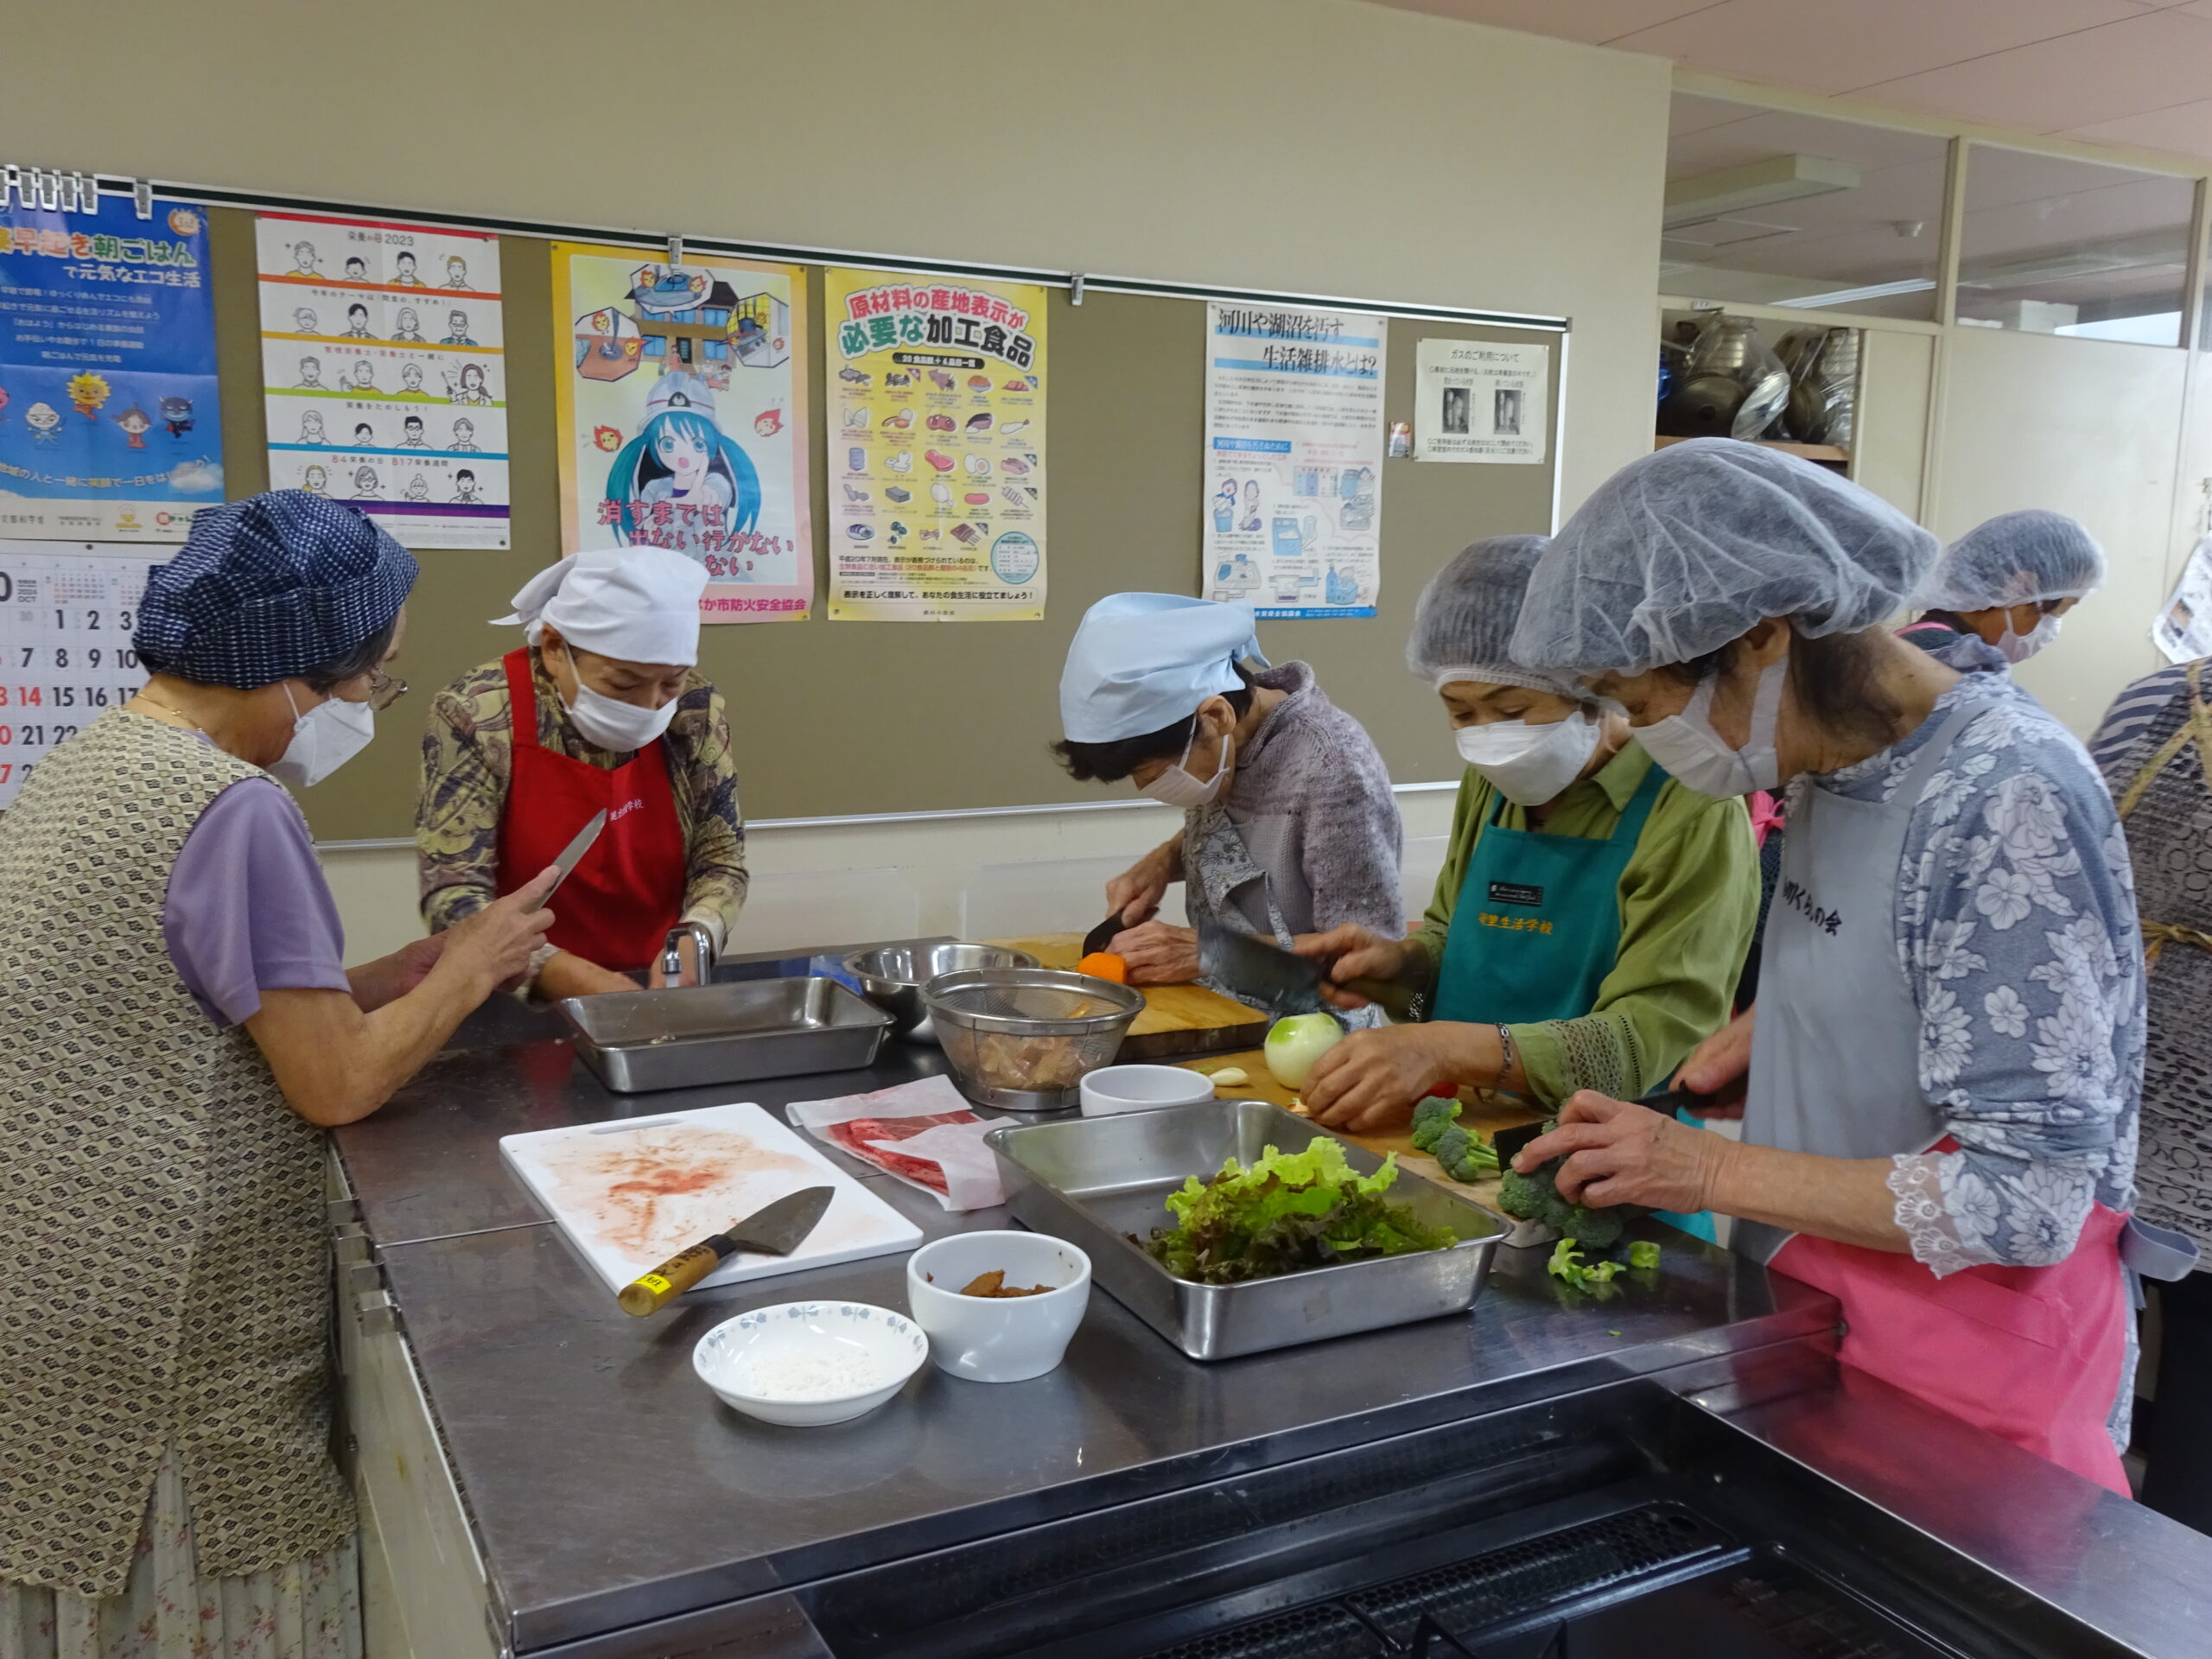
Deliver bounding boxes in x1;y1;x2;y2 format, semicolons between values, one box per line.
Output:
334;991;1838;1653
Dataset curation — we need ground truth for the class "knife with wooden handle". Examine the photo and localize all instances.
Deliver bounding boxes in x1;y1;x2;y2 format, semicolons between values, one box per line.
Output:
616;1185;836;1316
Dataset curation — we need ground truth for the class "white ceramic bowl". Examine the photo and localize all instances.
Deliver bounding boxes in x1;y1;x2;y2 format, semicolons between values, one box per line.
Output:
691;1300;927;1427
906;1230;1090;1382
1078;1064;1219;1117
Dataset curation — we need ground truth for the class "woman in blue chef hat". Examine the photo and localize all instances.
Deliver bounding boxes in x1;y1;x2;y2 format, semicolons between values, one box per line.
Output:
1053;594;1402;1001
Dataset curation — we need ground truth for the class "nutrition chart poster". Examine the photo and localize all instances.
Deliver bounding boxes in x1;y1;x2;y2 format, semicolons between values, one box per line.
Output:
255;213;510;549
823;267;1046;622
1202;303;1385;619
0;542;156;807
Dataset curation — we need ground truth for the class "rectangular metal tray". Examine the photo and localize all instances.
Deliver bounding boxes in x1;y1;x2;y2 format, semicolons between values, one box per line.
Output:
985;1099;1506;1360
557;976;892;1093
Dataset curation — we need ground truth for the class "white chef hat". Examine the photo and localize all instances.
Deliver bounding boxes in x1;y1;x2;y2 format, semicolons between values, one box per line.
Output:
1058;594;1268;742
494;550;708;665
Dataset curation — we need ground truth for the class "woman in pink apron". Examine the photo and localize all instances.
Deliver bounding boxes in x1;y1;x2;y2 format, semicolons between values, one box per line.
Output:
1505;440;2191;1494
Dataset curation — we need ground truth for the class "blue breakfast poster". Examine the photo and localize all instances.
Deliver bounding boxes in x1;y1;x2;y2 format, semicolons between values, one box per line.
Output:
0;192;225;541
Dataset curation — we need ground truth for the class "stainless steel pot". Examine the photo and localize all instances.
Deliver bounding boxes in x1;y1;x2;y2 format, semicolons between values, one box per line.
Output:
842;942;1040;1041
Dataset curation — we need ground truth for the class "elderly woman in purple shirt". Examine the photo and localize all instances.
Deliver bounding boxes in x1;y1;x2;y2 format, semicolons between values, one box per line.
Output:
0;493;556;1659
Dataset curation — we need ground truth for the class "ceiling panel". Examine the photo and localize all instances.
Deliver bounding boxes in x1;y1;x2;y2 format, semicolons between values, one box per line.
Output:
1374;0;1724;43
1843;11;2212;132
2066;98;2212;154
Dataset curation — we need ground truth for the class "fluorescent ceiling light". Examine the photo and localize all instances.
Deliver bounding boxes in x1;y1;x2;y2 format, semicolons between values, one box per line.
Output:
1663;155;1860;231
1771;278;1937;308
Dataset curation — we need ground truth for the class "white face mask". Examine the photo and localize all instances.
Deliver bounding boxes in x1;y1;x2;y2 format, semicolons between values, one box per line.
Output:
268;683;375;788
1454;709;1600;806
1996;613;2061;664
1141;722;1230;809
1634;653;1788;798
563;678;679;752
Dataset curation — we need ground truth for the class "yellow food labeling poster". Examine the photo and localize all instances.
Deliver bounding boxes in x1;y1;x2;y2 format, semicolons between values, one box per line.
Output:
823;268;1046;621
551;243;811;624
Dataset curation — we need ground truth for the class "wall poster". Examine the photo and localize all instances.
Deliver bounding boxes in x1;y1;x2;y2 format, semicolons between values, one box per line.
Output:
552;243;811;624
2154;537;2212;664
1201;303;1384;619
0;542;156;807
1414;337;1548;464
823;268;1046;622
255;213;510;548
0;191;223;541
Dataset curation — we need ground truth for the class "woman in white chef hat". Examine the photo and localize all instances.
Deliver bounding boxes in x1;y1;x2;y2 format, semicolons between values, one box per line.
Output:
416;549;748;999
1053;593;1403;995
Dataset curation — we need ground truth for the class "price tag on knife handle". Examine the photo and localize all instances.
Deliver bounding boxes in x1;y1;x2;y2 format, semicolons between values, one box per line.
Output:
618;1233;736;1316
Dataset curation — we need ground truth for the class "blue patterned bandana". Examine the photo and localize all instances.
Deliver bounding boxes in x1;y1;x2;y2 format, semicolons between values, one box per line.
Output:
136;492;418;688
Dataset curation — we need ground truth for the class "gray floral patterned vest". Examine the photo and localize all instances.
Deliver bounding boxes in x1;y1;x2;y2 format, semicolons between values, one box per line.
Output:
0;709;352;1599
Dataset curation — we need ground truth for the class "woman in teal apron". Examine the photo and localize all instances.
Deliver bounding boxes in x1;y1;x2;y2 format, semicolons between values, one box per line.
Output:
1300;538;1761;1244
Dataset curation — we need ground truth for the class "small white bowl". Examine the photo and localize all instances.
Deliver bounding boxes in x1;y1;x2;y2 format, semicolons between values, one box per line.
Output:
906;1230;1090;1382
1078;1064;1219;1117
692;1301;927;1427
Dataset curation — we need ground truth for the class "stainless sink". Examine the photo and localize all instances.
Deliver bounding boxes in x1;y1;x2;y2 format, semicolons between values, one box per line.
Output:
556;976;893;1092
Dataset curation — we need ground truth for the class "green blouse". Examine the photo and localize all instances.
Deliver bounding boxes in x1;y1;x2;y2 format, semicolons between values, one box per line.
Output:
1407;742;1760;1109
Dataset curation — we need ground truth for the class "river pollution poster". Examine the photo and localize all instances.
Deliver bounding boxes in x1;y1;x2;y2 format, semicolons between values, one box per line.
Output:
1201;303;1384;619
823;267;1046;622
255;213;510;548
552;244;812;624
0;191;224;541
1414;337;1548;464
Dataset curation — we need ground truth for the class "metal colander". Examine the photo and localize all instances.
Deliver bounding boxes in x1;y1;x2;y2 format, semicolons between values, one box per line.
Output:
921;967;1144;1112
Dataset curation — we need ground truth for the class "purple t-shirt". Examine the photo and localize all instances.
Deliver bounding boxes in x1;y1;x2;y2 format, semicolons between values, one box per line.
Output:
163;772;350;1027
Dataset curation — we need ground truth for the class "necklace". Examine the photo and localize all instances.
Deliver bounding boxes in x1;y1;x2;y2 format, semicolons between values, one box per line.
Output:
135;690;210;736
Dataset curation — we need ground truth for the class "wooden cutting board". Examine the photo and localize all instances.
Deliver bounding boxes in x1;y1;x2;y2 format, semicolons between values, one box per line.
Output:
500;1103;921;1300
987;932;1270;1062
1163;1046;1545;1210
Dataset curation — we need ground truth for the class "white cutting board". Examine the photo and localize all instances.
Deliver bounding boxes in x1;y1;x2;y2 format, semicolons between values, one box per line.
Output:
500;1103;922;1298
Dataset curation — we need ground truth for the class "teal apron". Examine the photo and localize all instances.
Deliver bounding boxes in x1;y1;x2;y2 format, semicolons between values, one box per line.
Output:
1432;760;1717;1243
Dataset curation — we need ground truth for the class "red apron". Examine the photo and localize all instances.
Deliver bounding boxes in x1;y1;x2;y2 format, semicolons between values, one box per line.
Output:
493;648;686;971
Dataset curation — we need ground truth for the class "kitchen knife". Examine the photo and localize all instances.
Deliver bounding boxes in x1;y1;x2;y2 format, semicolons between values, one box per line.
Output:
616;1185;836;1316
1081;910;1128;957
1197;921;1415;1019
528;809;607;913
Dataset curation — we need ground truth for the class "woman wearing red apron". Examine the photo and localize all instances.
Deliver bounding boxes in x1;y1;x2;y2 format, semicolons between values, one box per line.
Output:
1507;440;2190;1494
416;549;749;999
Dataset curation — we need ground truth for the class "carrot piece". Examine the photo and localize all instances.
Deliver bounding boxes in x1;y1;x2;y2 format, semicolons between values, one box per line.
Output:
1076;951;1129;984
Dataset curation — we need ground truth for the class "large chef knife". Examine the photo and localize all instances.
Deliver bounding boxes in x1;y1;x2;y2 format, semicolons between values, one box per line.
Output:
616;1185;836;1316
527;809;607;913
1197;921;1416;1019
1080;910;1128;957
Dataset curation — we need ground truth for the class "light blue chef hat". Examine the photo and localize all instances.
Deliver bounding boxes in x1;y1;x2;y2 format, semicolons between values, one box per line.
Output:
1059;594;1269;742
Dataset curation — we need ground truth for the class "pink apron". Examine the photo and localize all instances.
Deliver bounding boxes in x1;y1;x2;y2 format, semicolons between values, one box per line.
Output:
1738;702;2133;1493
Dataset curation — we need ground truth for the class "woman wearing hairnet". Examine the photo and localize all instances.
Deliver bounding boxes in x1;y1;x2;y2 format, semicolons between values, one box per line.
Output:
1899;508;2105;666
1054;594;1402;991
1294;538;1761;1185
1503;439;2190;1492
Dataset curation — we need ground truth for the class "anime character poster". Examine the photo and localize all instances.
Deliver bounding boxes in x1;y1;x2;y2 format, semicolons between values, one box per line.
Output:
1202;303;1385;620
255;213;510;549
0;191;224;541
823;268;1046;622
551;243;811;624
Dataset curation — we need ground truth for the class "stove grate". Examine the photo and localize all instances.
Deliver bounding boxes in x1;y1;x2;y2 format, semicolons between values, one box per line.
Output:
1141;1601;1388;1659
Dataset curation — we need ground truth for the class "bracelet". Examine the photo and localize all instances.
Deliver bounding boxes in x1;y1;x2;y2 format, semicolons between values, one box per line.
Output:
1494;1023;1516;1089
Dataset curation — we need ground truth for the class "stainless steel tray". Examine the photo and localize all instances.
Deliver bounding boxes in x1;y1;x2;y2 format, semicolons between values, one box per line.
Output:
557;976;892;1093
985;1100;1506;1360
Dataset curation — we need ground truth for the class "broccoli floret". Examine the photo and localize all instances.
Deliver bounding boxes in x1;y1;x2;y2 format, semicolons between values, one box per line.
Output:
1627;1240;1662;1271
1496;1129;1625;1249
1428;1123;1500;1184
1408;1095;1461;1153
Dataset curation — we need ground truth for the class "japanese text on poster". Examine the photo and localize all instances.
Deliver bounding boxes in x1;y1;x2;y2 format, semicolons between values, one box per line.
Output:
1414;337;1548;464
0;543;155;807
1202;304;1384;619
256;213;510;549
552;244;811;624
824;269;1046;622
2155;537;2212;664
0;194;223;542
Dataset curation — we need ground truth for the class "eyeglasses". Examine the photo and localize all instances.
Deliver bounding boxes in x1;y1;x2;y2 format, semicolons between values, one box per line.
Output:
365;666;410;711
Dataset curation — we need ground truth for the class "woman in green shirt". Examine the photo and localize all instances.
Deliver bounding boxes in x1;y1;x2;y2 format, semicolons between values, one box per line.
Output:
1300;536;1760;1135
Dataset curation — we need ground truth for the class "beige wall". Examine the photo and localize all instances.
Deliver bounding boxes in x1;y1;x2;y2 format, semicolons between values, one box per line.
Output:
1;0;1669;957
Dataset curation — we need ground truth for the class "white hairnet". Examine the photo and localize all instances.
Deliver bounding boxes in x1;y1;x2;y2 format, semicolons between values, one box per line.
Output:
1911;510;2106;612
493;550;707;665
1059;594;1269;742
1512;438;1938;676
1406;536;1586;700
